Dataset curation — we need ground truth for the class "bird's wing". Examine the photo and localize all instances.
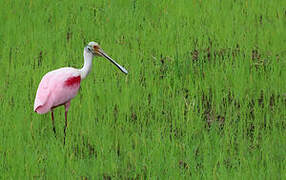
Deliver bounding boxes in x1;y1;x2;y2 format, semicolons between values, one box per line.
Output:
34;73;51;112
34;67;81;113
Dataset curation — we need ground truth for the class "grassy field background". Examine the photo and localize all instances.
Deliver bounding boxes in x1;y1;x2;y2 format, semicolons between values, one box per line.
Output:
0;0;285;179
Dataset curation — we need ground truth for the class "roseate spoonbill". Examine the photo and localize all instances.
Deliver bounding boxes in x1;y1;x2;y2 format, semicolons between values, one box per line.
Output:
34;42;128;144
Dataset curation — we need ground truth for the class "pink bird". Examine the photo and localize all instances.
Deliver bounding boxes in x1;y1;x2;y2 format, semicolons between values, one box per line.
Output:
34;42;128;144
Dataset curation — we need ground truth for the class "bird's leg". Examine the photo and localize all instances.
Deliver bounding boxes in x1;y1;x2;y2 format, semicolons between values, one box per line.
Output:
51;110;56;137
63;101;71;145
64;111;68;145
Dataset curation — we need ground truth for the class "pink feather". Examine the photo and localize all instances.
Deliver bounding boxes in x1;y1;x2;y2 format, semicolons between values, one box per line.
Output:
34;67;81;114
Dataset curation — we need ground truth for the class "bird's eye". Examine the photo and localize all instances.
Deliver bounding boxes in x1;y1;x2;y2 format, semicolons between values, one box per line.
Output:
93;45;98;51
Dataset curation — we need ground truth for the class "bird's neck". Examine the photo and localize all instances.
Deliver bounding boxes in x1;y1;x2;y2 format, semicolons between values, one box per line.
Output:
80;50;93;79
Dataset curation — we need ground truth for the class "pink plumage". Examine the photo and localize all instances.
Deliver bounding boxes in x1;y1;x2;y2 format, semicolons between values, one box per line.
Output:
34;67;81;114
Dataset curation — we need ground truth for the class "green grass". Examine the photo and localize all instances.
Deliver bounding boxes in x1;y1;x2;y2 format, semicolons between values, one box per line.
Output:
0;0;285;179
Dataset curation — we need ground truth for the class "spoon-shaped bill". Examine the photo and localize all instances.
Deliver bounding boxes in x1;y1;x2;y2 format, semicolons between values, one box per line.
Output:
99;50;128;74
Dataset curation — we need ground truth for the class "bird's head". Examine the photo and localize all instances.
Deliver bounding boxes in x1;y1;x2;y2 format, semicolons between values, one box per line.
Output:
85;42;102;57
85;41;128;74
